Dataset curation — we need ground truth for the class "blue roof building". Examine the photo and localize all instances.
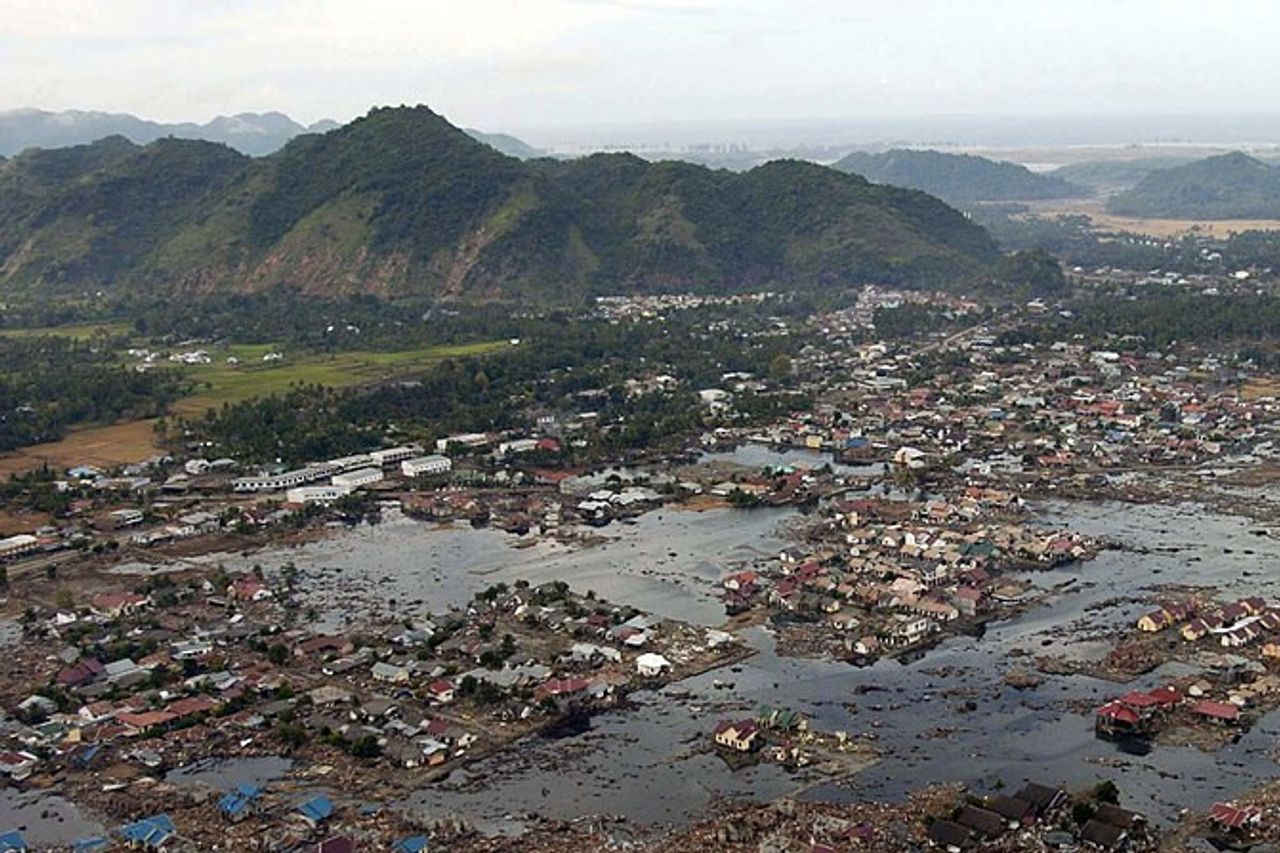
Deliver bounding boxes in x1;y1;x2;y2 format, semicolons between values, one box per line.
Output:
118;813;175;848
0;829;26;852
218;783;264;821
297;795;335;825
71;839;110;853
393;835;428;853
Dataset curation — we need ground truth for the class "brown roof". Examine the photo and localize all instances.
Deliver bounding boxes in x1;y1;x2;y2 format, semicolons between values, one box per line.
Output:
956;805;1005;838
1080;818;1126;849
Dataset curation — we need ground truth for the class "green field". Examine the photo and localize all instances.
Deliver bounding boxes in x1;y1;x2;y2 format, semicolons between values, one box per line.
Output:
172;340;511;415
0;321;133;339
0;318;510;418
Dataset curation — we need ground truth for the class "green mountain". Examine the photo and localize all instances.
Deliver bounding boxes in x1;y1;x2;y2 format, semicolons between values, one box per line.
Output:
1107;152;1280;219
832;149;1087;205
1050;157;1192;193
0;106;998;302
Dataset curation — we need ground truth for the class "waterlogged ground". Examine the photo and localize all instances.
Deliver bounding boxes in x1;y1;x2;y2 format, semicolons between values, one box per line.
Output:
12;448;1280;843
225;503;799;630
220;487;1280;836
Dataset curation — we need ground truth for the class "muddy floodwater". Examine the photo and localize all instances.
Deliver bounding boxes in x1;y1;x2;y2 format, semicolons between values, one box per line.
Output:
227;503;800;630
400;494;1280;835
209;484;1280;837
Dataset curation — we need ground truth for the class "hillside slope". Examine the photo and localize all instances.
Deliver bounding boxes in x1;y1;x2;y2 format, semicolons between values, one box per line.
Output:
1050;157;1191;193
0;106;999;302
833;149;1087;205
1107;152;1280;219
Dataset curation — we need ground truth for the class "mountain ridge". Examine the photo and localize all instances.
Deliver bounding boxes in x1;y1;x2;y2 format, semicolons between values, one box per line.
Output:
833;148;1088;205
1107;151;1280;219
0;107;542;159
0;105;1000;303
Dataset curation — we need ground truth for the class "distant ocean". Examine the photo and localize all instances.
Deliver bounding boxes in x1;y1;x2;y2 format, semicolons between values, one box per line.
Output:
518;113;1280;154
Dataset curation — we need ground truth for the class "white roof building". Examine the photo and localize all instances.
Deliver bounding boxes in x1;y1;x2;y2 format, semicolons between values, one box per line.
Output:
636;653;672;677
402;455;452;477
286;485;352;505
331;467;384;490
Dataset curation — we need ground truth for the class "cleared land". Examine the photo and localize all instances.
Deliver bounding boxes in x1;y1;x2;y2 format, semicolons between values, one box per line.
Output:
1241;378;1280;401
0;418;163;477
1021;198;1280;239
0;339;512;475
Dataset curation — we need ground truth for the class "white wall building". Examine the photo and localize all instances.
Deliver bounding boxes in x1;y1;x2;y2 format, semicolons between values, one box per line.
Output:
109;508;145;528
0;534;39;561
331;467;384;490
370;445;420;467
401;455;453;477
232;465;332;493
636;652;672;677
326;453;374;472
436;433;489;453
286;485;353;505
498;438;540;456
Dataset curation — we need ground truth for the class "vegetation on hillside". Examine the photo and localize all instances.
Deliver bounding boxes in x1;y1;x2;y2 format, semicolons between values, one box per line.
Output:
1049;157;1189;193
1108;152;1280;219
833;149;1087;205
986;249;1067;297
0;106;999;303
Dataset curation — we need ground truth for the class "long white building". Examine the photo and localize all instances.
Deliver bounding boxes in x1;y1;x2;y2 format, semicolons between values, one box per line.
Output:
286;485;353;505
436;433;489;453
331;467;384;490
232;465;334;493
401;455;452;477
0;535;39;561
370;445;421;466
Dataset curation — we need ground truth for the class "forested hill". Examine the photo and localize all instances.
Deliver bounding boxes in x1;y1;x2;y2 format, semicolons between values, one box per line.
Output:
0;106;999;303
1049;157;1190;193
1107;152;1280;219
832;149;1088;205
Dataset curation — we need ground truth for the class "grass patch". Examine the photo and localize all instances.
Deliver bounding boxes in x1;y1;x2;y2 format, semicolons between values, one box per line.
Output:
0;321;133;340
172;340;510;415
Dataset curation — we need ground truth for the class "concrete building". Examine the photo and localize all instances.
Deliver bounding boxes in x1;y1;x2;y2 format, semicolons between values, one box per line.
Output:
232;466;332;493
401;455;452;477
636;652;672;677
0;535;39;562
331;467;384;490
498;438;539;456
435;433;489;453
370;446;420;467
285;485;352;505
326;453;374;472
108;508;145;529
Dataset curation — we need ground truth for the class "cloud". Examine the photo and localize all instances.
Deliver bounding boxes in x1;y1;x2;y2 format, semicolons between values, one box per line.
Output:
2;0;1280;132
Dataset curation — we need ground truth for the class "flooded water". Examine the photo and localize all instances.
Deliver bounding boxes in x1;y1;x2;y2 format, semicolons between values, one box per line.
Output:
42;494;1280;841
166;756;293;790
224;504;799;630
405;679;811;837
702;443;886;478
393;500;1280;833
0;789;103;848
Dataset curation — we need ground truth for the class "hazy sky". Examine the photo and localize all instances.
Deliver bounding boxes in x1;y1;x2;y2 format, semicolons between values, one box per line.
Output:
3;0;1279;137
